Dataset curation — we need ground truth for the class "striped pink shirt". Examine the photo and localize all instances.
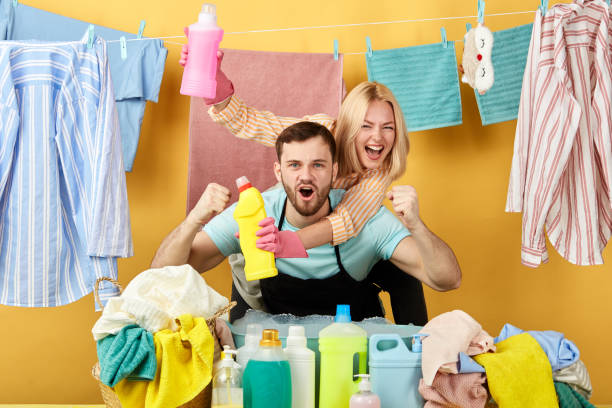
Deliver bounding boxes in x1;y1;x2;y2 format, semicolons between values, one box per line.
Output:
506;1;612;267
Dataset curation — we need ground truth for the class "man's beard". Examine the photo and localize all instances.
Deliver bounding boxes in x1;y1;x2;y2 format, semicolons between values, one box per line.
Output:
281;176;332;217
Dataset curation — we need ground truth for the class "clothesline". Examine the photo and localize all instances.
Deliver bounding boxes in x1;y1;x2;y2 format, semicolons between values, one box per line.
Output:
107;9;536;48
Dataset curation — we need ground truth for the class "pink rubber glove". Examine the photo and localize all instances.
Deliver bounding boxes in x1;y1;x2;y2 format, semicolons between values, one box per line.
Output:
255;217;308;258
180;27;234;105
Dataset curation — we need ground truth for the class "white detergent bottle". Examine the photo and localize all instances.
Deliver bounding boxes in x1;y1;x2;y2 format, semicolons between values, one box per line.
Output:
284;325;315;408
237;323;262;374
349;374;380;408
212;345;243;408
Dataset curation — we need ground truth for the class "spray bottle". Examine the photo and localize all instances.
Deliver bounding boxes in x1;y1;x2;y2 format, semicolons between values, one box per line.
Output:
180;3;224;98
233;176;277;281
212;345;243;408
350;374;380;408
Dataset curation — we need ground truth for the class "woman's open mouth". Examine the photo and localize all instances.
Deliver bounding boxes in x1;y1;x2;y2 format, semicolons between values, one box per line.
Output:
365;145;384;161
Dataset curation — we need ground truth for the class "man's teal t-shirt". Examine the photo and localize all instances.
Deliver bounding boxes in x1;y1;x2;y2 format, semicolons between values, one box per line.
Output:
204;188;410;281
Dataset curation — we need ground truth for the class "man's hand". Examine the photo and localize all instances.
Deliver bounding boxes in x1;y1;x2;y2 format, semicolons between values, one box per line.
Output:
187;183;231;227
386;185;422;231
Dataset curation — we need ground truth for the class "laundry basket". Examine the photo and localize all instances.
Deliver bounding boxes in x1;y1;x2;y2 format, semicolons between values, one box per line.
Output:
91;276;236;408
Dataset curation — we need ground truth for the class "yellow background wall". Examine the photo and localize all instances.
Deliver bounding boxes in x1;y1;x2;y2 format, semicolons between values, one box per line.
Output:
0;0;610;403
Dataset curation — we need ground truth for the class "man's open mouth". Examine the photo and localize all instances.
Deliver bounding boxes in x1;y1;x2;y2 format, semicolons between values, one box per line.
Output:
298;185;315;200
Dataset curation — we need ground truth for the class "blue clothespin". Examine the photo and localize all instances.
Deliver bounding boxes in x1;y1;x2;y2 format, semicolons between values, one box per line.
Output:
440;27;448;48
539;0;548;16
333;39;339;61
366;36;373;58
466;23;472;32
477;0;485;24
87;24;95;49
12;0;17;8
137;20;146;39
120;36;127;60
606;0;610;7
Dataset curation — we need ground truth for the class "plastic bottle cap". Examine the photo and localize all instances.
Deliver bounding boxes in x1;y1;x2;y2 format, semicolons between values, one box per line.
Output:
411;334;428;353
198;3;217;23
354;374;372;392
244;323;263;346
286;325;307;348
334;304;352;323
236;176;252;193
260;329;282;347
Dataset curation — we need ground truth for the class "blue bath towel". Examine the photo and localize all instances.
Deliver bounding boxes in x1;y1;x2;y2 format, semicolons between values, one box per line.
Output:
366;39;462;132
97;324;157;387
474;23;533;125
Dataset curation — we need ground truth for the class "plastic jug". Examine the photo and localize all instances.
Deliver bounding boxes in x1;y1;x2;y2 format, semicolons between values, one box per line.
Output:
368;333;426;408
349;374;380;408
243;329;292;408
284;325;315;408
180;3;224;98
318;305;367;408
212;345;243;408
233;176;277;281
237;323;262;374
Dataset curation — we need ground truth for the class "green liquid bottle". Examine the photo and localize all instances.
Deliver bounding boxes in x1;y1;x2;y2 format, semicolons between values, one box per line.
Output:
243;329;292;408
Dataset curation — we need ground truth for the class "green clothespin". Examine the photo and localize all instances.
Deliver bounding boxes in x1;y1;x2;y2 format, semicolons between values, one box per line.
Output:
87;24;94;49
539;0;548;16
441;27;448;48
137;20;146;39
333;39;339;61
120;36;127;60
366;36;373;58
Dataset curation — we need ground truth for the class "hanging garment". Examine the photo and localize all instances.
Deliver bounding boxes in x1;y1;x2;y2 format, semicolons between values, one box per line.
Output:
474;23;533;125
0;35;133;308
0;2;168;172
506;1;612;266
365;37;462;131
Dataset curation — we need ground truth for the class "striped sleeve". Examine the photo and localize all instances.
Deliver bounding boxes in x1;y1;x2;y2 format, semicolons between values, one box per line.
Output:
326;168;392;245
86;45;133;257
208;95;336;146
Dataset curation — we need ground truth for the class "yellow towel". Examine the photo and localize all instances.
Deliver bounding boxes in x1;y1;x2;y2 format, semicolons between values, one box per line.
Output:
114;314;214;408
473;333;558;408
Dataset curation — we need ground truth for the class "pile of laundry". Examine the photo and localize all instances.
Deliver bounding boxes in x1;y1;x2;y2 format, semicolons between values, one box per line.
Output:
91;265;234;408
418;310;593;408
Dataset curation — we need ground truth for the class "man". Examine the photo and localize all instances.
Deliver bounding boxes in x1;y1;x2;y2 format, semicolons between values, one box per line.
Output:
152;121;461;321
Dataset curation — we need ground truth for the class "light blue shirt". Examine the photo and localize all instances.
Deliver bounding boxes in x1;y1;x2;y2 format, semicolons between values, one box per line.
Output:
204;188;410;281
1;2;168;171
0;35;133;308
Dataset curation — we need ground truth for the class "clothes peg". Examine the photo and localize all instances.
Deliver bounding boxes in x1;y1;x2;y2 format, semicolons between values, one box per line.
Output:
477;0;485;24
440;27;448;48
87;24;94;49
12;0;17;8
539;0;548;16
366;36;373;58
466;23;472;32
333;39;339;61
120;36;127;60
137;20;146;39
606;0;610;7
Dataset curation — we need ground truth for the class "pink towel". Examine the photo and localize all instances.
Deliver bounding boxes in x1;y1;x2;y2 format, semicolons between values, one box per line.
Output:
420;310;496;385
418;372;488;408
187;49;345;212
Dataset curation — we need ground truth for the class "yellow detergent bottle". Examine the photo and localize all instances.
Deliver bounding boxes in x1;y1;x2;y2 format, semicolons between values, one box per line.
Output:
233;176;277;281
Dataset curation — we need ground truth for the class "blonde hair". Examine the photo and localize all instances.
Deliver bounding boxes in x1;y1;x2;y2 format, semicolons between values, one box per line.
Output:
334;82;409;180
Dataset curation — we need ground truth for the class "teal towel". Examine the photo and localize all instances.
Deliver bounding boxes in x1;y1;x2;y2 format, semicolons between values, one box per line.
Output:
366;40;462;132
97;324;157;387
554;381;596;408
474;23;533;125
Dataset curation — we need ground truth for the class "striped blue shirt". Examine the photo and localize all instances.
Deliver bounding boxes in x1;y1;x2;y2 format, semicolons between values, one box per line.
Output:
0;34;133;308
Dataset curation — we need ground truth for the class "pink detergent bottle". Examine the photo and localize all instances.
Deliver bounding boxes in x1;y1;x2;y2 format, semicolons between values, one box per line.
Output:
180;3;223;98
